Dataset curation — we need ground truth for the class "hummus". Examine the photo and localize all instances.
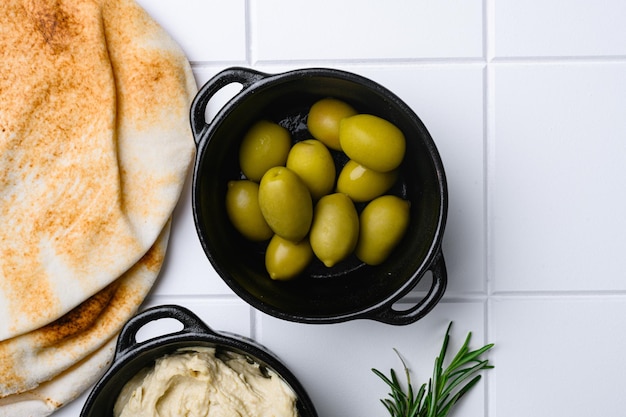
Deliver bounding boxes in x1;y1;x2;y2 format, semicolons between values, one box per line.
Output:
113;347;299;417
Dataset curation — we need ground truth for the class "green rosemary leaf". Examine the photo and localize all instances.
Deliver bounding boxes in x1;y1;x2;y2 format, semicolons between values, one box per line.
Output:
383;398;401;417
380;399;393;416
373;322;494;417
437;375;482;417
446;330;471;370
448;344;494;376
439;322;453;359
372;369;398;392
440;359;492;400
408;384;425;417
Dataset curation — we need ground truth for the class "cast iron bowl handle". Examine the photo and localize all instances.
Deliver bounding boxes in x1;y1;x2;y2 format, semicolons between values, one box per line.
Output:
366;249;447;325
190;66;268;143
114;305;214;361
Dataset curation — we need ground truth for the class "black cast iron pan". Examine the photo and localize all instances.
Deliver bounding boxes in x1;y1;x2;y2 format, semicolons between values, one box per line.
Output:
191;67;448;325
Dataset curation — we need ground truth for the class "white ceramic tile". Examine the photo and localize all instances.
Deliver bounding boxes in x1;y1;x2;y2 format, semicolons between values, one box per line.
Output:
141;297;252;337
136;0;247;62
494;0;626;58
23;2;626;417
252;0;483;61
151;176;235;296
258;301;489;417
58;391;90;417
492;296;626;416
492;62;626;292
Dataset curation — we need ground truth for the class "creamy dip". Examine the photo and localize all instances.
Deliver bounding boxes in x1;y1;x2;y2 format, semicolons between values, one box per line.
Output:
113;347;299;417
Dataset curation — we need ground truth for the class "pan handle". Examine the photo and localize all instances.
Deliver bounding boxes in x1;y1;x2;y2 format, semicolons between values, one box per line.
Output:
190;67;268;143
365;249;447;325
114;305;214;361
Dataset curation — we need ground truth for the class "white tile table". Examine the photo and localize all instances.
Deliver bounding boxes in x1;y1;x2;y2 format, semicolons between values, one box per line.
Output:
55;1;626;416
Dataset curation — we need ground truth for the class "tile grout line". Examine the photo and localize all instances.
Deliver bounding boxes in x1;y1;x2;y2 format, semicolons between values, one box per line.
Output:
245;0;260;343
489;55;626;64
483;0;496;415
245;0;254;66
490;290;626;299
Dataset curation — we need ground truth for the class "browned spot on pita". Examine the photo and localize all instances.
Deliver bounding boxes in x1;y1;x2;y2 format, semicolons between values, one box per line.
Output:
0;245;59;337
116;49;189;131
26;0;77;53
35;280;119;348
0;347;26;399
138;238;167;273
102;0;189;132
46;397;63;409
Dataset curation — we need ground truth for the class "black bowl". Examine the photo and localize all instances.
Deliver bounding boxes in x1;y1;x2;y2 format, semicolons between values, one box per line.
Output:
191;67;448;325
80;305;317;417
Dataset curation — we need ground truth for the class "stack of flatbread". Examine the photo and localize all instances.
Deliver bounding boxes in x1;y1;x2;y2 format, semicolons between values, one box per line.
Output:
0;0;197;415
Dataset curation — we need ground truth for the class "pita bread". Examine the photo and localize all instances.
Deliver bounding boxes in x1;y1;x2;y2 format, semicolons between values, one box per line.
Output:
0;221;169;400
0;0;197;413
0;0;196;340
0;337;116;417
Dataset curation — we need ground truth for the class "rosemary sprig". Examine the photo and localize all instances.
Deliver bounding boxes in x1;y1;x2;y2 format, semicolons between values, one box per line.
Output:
372;322;494;417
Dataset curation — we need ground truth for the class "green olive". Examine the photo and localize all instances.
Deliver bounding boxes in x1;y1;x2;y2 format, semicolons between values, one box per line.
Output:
265;234;313;280
309;193;359;267
225;180;273;241
239;120;291;182
307;98;357;151
258;166;313;242
336;159;398;203
356;195;410;265
286;139;336;200
339;114;405;172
